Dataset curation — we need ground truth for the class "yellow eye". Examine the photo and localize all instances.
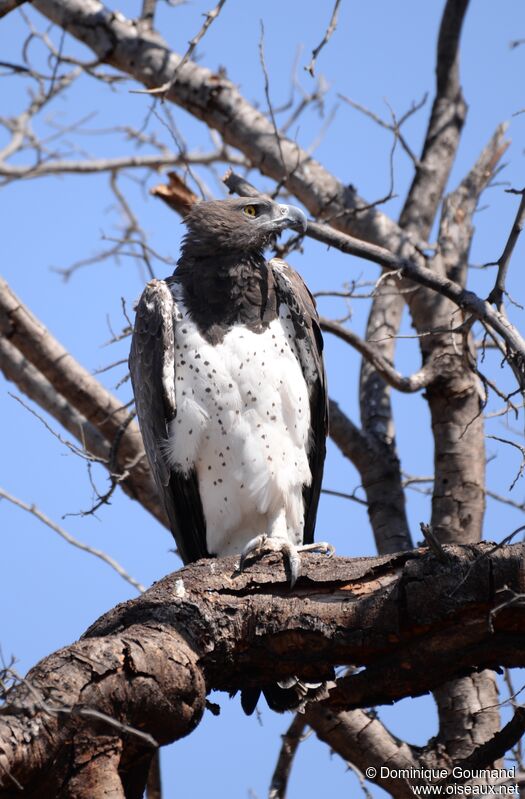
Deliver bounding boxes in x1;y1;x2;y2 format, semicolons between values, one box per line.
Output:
243;205;257;218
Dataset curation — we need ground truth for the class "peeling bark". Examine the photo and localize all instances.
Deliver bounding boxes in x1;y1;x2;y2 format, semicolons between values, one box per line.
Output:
1;545;524;796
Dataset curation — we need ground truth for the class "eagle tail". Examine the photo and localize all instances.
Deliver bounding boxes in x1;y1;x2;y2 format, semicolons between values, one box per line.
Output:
239;679;327;715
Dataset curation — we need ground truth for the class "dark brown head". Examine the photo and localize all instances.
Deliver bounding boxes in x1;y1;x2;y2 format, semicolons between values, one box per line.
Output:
180;197;307;259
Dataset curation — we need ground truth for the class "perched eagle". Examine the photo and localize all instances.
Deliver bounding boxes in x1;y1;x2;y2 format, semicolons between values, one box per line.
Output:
129;197;330;712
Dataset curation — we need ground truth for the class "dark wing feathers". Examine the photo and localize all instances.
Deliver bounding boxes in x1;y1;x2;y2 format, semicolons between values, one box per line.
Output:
130;261;326;561
270;258;328;545
129;278;208;564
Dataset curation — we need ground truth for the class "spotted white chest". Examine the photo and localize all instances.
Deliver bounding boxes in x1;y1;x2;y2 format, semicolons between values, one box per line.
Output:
165;293;312;556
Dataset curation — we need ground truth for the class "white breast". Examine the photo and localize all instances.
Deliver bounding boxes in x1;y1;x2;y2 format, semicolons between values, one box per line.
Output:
165;289;312;556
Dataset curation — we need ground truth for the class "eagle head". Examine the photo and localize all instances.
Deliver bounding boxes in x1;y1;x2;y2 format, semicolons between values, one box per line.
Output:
180;197;307;258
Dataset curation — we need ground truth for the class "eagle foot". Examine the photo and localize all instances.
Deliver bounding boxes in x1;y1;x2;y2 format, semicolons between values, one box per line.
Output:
239;536;334;587
297;541;335;558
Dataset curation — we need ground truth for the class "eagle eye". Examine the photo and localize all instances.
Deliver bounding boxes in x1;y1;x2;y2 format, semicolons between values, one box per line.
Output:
243;204;257;218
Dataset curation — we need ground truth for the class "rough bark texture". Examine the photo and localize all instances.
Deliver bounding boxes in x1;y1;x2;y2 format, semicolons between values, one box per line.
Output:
1;545;524;797
358;283;412;554
2;2;525;796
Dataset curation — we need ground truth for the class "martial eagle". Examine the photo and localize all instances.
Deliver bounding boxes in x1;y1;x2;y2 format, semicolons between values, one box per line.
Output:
129;197;330;710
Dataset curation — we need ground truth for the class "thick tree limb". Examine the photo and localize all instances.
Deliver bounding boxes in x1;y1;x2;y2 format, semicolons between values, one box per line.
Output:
0;336;110;463
0;0;26;18
305;706;421;799
31;0;418;258
0;277;167;528
439;124;510;288
398;0;507;752
352;1;471;561
1;544;524;797
416;126;511;549
357;280;411;553
399;0;469;237
353;0;470;555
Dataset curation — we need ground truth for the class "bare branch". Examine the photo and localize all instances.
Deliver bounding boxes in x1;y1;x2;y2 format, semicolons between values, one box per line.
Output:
305;0;342;78
139;0;157;31
151;170;200;215
399;0;469;237
268;715;307;799
321;316;434;393
31;0;420;257
0;336;111;463
0;278;167;528
440;707;525;787
223;170;525;390
0;487;145;593
306;706;420;799
0;149;244;180
2;545;524;794
338;93;427;167
488;435;525;491
487;188;525;311
142;0;228;97
321;488;367;507
438;124;510;287
258;21;286;188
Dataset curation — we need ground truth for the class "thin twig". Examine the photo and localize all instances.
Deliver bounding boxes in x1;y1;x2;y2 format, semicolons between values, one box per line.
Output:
321;487;368;506
338;93;427;166
268;715;308;799
9;393;105;463
0;487;145;593
305;0;342;77
488;435;525;491
259;21;286;181
140;0;228;96
487;188;525;311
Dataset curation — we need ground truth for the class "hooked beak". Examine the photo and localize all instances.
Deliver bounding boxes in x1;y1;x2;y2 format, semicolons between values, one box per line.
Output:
277;203;308;233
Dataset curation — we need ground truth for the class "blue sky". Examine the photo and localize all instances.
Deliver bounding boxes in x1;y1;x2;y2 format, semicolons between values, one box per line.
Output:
2;2;525;796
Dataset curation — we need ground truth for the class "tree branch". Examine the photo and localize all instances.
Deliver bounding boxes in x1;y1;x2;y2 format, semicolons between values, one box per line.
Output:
321;316;434;393
0;150;246;181
0;0;27;18
268;715;307;799
487;188;525;311
305;706;421;799
223;170;525;389
305;0;341;78
31;0;419;258
0;487;145;593
399;0;469;238
0;278;167;528
1;544;523;796
438;124;510;287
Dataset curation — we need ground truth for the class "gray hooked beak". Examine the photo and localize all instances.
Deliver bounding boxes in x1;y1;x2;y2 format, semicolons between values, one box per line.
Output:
277;203;308;233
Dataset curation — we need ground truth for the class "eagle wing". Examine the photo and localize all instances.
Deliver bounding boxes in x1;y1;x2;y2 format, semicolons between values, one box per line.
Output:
129;278;208;564
270;258;328;545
